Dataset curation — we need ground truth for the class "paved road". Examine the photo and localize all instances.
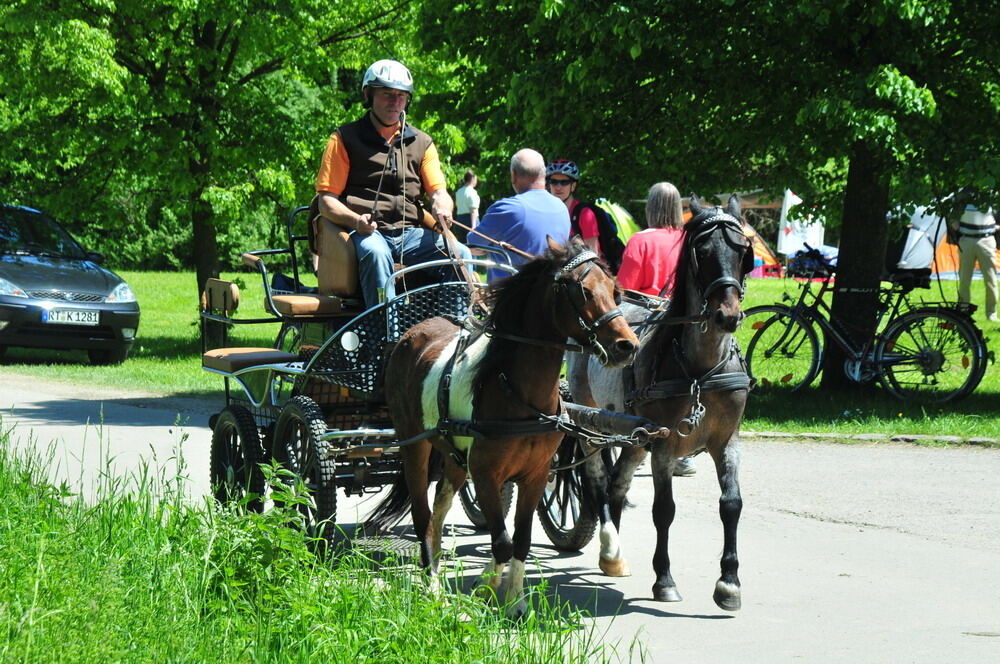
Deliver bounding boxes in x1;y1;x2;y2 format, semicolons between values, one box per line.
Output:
2;375;998;663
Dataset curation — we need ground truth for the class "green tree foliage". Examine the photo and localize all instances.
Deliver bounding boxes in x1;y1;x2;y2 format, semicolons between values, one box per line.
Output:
421;0;1000;387
0;0;462;293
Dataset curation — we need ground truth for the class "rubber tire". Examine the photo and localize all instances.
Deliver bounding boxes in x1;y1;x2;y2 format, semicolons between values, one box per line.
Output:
273;395;337;541
210;406;267;512
536;435;599;551
741;305;822;392
876;309;987;403
459;481;514;530
88;345;130;365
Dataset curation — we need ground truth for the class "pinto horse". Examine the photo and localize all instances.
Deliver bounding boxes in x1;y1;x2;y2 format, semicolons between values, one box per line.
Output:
567;195;753;611
368;237;639;618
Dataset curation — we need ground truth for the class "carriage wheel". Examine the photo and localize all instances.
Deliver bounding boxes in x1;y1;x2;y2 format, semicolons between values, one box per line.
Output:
210;405;267;512
536;435;599;551
740;305;822;392
876;309;987;402
275;323;302;355
459;481;514;530
273;396;338;543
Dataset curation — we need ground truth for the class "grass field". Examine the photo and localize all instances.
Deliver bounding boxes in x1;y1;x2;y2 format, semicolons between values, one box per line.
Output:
0;439;628;663
1;269;998;440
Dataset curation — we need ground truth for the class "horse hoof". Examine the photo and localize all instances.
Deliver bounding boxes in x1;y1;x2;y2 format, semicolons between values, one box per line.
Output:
505;599;529;620
474;584;498;603
599;556;632;577
713;581;742;611
652;584;682;602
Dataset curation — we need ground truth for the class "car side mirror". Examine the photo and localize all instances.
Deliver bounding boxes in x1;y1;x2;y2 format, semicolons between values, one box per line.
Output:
86;251;105;264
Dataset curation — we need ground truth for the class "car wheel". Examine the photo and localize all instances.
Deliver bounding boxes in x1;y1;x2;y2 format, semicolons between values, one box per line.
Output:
88;346;130;365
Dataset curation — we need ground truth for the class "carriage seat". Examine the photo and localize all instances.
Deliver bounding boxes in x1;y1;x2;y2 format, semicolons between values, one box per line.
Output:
202;347;300;373
270;293;346;316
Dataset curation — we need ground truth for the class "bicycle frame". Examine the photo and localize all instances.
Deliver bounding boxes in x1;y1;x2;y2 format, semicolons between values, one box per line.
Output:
780;276;941;382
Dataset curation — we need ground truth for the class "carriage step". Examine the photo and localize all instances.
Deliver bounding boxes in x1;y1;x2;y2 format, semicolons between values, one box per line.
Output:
201;347;300;373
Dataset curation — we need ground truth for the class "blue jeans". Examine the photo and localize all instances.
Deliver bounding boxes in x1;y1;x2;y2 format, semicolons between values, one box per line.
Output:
352;227;473;307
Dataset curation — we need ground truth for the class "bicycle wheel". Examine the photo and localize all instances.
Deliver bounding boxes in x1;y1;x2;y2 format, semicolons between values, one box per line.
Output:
741;305;822;392
875;309;987;402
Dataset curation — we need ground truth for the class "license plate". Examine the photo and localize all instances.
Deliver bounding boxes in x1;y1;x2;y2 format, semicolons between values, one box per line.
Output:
44;309;100;326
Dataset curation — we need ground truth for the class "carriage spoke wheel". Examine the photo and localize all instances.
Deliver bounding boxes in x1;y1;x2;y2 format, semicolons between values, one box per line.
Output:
459;481;514;530
875;309;987;402
210;406;267;512
536;435;599;551
273;396;338;544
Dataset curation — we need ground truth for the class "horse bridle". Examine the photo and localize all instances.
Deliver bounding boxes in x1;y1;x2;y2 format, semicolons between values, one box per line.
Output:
688;212;754;303
480;250;625;359
554;250;626;357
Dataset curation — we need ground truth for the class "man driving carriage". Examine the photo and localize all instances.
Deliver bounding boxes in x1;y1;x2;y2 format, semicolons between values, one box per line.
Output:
314;59;472;308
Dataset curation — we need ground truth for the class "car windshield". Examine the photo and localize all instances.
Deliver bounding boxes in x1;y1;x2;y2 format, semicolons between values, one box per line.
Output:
0;207;88;259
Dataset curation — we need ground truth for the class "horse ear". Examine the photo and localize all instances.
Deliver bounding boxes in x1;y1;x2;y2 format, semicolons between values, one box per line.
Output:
546;235;567;254
726;194;742;219
689;194;705;217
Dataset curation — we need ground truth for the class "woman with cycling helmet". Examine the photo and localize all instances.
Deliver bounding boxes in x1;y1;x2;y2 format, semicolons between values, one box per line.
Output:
545;159;603;255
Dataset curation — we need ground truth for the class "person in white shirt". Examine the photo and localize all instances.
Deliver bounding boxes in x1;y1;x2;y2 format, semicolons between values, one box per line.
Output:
951;198;998;322
454;169;480;243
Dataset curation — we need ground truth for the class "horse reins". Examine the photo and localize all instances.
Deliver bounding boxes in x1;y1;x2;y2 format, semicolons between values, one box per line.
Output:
477;250;625;360
448;217;535;260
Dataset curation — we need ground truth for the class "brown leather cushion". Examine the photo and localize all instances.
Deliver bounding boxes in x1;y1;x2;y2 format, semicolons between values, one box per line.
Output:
313;214;360;297
271;294;344;316
202;347;299;373
200;278;240;315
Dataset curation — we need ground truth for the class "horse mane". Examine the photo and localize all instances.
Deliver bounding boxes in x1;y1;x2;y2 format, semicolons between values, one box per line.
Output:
645;205;722;347
474;239;591;389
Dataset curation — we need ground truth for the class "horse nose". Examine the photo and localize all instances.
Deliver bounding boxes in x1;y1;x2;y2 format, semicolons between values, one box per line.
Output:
615;338;638;358
714;308;741;333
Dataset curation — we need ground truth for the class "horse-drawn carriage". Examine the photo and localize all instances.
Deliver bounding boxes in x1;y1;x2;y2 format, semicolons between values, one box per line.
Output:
199;205;655;534
200;196;755;616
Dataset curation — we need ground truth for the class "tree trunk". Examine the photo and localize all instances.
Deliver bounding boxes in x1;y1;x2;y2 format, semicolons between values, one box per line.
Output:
820;140;891;390
190;151;220;297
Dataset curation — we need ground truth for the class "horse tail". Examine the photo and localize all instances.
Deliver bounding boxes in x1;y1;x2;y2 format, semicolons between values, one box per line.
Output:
364;448;444;534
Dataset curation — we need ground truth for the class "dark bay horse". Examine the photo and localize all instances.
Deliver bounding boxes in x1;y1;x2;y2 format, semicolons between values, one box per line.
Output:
369;237;639;617
568;195;753;611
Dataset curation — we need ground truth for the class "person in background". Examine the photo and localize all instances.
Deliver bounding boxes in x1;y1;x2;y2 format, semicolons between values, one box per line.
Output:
618;181;687;298
546;159;602;254
314;59;470;308
454;169;480;243
951;197;998;323
467;149;570;282
619;181;696;477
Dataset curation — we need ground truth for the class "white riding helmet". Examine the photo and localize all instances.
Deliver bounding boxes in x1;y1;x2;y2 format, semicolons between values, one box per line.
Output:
546;159;581;181
362;59;414;104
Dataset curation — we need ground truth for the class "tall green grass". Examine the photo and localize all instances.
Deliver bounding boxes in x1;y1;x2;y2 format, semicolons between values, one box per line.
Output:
0;430;634;663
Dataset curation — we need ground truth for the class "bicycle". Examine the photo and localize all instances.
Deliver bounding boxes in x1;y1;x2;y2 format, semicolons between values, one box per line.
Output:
738;249;989;402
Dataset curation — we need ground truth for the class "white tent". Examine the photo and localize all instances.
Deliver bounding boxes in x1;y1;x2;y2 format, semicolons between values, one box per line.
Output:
777;189;825;255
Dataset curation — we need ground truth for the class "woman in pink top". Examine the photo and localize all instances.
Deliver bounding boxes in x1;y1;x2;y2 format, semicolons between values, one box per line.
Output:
618;182;686;297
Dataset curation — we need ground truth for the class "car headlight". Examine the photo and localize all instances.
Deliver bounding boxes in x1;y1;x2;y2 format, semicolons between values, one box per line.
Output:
0;276;27;298
106;282;137;303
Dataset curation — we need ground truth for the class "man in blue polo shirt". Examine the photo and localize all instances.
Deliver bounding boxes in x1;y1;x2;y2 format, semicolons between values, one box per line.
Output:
468;149;570;282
